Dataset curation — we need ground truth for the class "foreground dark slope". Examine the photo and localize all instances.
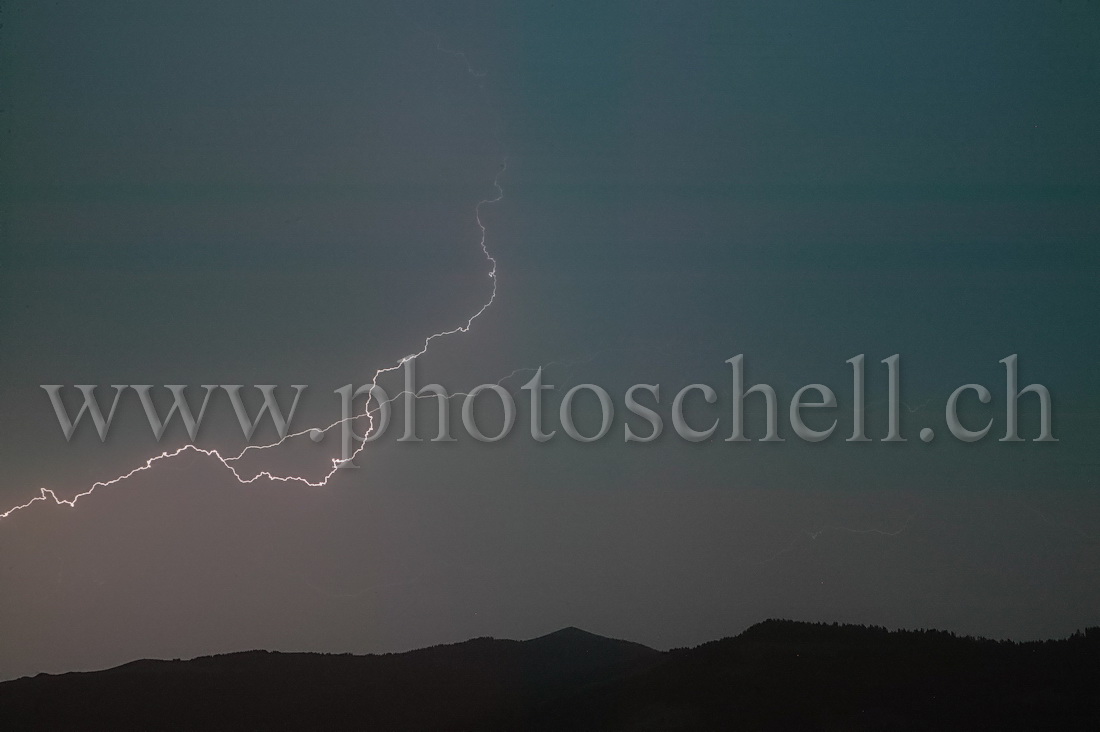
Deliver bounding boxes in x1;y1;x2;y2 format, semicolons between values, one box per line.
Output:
1;621;1097;730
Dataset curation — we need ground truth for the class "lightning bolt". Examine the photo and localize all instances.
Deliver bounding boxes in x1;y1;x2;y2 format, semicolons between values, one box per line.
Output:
1;24;511;522
1;164;505;521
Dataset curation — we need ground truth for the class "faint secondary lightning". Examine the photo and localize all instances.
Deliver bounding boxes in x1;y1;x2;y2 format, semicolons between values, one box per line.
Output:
750;513;917;565
1;26;509;522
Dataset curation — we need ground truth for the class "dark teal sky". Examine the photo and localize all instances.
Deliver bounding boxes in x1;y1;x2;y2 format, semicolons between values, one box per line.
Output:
1;1;1098;678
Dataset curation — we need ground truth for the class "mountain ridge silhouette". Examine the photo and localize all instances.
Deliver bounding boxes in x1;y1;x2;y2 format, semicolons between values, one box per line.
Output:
2;620;1097;730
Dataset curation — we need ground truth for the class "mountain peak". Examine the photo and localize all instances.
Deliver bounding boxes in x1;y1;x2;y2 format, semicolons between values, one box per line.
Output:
524;627;659;664
537;626;601;640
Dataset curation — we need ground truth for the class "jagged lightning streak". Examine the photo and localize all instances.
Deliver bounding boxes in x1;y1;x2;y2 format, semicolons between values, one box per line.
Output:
1;27;510;522
0;163;505;520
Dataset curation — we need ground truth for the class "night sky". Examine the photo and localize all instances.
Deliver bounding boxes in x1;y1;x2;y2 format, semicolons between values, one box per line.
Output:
1;1;1098;680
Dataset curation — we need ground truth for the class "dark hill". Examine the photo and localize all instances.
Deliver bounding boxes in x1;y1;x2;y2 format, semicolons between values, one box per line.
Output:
0;627;659;731
1;621;1097;730
529;620;1100;731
